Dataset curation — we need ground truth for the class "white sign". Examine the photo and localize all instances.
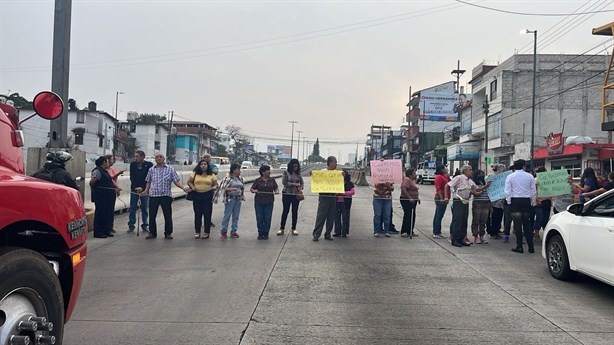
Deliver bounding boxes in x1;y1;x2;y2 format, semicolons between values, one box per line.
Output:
420;92;473;122
513;142;531;161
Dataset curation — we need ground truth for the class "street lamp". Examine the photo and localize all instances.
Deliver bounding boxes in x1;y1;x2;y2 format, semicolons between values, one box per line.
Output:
296;130;303;161
289;120;298;158
115;91;124;119
521;29;537;169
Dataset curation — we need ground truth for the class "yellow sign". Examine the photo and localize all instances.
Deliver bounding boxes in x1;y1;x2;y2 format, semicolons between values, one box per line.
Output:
311;170;344;193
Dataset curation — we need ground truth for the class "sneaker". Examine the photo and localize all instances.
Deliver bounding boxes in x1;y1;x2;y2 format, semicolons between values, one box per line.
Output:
384;233;391;237
534;232;541;241
111;229;116;234
463;236;472;244
432;234;445;239
231;232;239;238
502;235;510;243
401;233;408;237
374;233;380;238
141;228;149;233
127;229;134;234
164;235;173;240
448;236;452;243
210;223;216;228
411;232;418;237
277;229;284;236
489;234;501;240
263;236;269;240
292;230;299;236
480;236;488;244
387;229;400;234
145;234;156;239
221;232;228;239
474;236;481;244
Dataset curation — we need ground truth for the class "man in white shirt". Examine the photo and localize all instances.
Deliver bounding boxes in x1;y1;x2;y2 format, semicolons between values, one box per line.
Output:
504;159;536;253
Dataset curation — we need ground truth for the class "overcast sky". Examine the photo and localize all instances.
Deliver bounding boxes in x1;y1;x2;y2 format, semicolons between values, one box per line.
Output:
1;0;612;163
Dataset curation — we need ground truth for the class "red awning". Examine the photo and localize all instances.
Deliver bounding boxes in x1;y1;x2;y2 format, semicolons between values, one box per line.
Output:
599;148;614;160
533;144;583;159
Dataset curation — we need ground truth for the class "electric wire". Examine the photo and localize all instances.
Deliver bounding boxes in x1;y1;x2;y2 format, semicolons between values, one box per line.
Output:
454;0;613;16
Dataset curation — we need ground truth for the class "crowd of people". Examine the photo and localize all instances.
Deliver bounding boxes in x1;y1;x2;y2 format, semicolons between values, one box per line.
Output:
83;151;614;245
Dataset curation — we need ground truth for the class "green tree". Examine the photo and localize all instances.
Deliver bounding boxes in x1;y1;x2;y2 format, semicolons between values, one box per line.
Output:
216;144;228;156
138;113;166;124
313;138;320;157
0;93;33;109
225;125;252;161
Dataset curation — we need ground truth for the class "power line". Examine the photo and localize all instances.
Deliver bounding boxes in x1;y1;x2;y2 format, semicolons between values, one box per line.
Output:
455;0;613;16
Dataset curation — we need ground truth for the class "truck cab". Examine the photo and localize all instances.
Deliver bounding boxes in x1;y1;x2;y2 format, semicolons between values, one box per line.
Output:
0;92;87;345
416;161;437;184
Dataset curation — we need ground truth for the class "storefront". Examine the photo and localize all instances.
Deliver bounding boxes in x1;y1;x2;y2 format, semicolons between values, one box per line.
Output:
533;143;614;177
447;141;480;171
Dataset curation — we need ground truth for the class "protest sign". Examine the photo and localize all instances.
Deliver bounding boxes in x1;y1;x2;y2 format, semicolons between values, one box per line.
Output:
486;170;512;201
311;170;344;193
370;159;403;184
537;170;571;197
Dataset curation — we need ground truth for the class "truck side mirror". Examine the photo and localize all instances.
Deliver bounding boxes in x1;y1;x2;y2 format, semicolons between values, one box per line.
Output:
33;91;64;120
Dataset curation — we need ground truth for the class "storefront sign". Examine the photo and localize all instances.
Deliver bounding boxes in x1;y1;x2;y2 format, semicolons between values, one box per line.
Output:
546;132;563;155
370;159;403;184
537;169;571;197
447;141;480;161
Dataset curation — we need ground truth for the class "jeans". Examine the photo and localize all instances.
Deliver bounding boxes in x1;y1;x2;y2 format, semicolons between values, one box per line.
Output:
193;190;214;234
312;195;337;239
451;200;469;243
471;202;490;236
432;200;447;235
533;200;551;231
373;198;392;234
149;196;173;237
280;193;300;230
128;192;149;230
510;198;534;249
93;189;116;237
255;202;274;237
400;199;417;235
489;207;504;235
503;203;512;236
221;198;242;233
334;201;351;236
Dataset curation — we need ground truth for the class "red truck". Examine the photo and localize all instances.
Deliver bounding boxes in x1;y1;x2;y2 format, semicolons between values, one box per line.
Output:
0;92;87;345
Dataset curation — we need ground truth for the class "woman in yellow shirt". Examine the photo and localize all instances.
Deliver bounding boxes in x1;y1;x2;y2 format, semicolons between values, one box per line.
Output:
188;159;218;239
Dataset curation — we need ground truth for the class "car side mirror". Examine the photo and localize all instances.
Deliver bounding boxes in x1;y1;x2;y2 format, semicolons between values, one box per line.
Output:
566;203;584;216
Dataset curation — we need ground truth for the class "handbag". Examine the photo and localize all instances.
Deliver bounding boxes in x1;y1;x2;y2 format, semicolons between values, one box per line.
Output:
186;191;194;201
296;190;305;201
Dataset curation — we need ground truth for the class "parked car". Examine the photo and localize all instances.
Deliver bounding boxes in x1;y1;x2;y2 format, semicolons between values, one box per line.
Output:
241;161;254;169
542;188;614;286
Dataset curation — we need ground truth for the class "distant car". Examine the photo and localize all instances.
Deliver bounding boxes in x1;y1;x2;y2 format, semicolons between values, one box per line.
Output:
542;188;614;286
241;161;253;169
144;156;155;163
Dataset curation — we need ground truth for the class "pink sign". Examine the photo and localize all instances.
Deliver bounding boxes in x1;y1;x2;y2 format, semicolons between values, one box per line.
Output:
370;159;403;184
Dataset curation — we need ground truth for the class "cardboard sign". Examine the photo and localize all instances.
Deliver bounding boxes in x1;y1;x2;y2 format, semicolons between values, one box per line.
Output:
370;159;403;184
311;170;344;193
537;170;571;197
486;170;512;201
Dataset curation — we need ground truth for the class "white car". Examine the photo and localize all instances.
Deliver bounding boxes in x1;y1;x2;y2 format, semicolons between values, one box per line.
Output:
241;161;253;169
542;188;614;286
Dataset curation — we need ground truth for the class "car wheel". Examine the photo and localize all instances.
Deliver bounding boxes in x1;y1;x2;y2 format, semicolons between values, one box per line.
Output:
0;247;64;345
546;234;574;281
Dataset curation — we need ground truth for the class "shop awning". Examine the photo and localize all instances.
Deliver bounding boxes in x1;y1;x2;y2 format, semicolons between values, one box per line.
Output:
434;141;456;157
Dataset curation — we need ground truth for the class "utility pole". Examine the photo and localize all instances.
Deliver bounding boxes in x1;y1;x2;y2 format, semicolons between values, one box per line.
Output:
296;130;303;162
483;95;490;171
49;0;72;148
451;60;466;93
289;120;298;158
166;111;175;163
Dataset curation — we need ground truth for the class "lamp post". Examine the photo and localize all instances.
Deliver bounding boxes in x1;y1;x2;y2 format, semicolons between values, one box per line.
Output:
296;130;303;162
113;91;124;159
522;29;538;169
289;120;298;158
115;91;124;119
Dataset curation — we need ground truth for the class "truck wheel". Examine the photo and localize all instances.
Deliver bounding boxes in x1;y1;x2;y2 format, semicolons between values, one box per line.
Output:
0;247;64;345
417;176;422;184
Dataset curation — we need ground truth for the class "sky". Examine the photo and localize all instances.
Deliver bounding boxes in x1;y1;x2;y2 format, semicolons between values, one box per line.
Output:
1;0;613;164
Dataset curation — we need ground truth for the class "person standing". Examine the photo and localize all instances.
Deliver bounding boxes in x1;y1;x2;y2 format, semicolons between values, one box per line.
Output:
128;150;153;234
105;154;125;233
279;159;304;236
580;171;614;199
188;159;218;239
214;163;244;238
400;168;420;238
486;164;506;240
89;156;116;238
334;171;355;237
575;167;599;203
32;151;80;190
250;165;279;240
504;159;536;253
202;153;218;227
373;181;394;238
532;166;552;241
470;169;491;244
432;165;450;239
312;156;339;241
141;153;190;240
445;165;490;247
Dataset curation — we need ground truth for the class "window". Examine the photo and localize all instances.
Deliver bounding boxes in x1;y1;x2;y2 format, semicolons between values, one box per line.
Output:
76;111;85;124
590;195;614;218
487;112;501;139
155;126;159;134
490;79;497;101
99;136;103;148
154;141;160;150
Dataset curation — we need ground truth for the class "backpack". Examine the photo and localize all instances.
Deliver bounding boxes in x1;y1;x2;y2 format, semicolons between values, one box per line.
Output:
32;168;57;184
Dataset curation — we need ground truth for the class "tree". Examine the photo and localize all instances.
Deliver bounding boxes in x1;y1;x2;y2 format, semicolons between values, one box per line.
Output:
0;93;33;109
225;125;252;161
138;113;166;124
216;144;227;156
308;138;325;162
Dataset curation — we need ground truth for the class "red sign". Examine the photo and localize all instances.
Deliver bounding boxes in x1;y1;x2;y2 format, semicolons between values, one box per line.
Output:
546;132;563;155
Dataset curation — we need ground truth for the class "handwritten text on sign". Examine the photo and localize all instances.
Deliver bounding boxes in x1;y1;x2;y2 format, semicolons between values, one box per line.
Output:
485;170;512;201
537;170;571;197
370;159;403;184
311;170;344;193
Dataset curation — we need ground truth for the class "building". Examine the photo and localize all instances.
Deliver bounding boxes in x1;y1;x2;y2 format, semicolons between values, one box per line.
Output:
172;121;219;159
459;54;609;171
118;122;169;160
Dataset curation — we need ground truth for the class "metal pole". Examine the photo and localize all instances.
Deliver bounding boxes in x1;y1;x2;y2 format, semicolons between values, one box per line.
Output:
289;120;298;158
49;0;72;148
530;30;538;170
296;130;302;161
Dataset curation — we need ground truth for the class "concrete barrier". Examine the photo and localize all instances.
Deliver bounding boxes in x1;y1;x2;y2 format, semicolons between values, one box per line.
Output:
83;168;284;212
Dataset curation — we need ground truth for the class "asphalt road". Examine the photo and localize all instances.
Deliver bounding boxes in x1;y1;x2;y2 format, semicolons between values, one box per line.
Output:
63;177;614;345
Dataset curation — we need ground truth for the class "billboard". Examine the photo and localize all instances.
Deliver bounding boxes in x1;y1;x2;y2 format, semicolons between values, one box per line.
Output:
447;141;480;161
267;145;291;159
420;92;472;122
